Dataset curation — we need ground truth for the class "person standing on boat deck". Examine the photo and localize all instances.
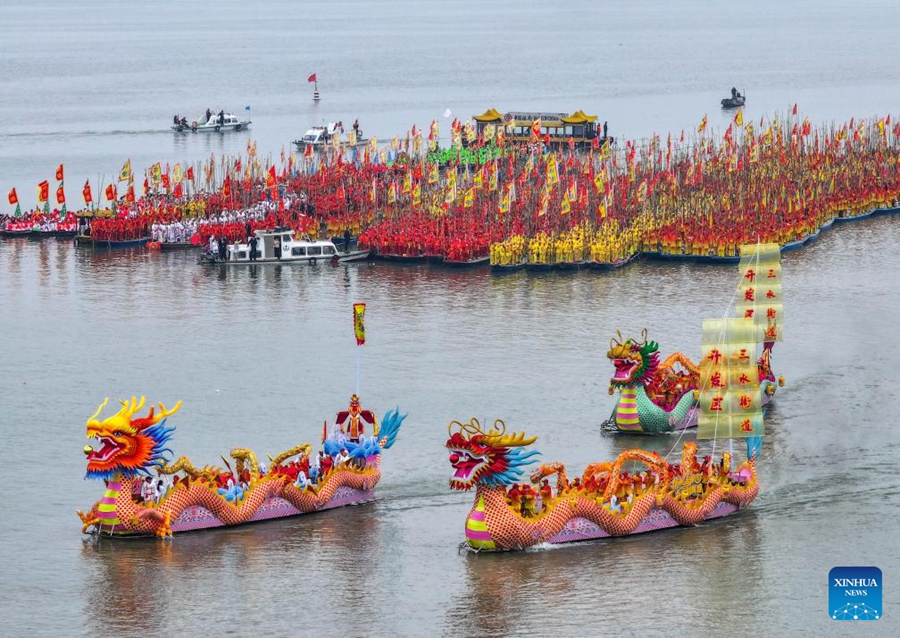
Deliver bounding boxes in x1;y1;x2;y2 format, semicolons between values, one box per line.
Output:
731;87;738;99
603;121;608;139
248;234;258;261
208;234;217;255
353;119;359;135
218;235;228;261
343;228;352;253
273;234;282;259
218;110;225;127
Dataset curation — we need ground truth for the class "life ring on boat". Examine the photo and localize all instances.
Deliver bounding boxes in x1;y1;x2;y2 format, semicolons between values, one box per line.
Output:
309;257;317;265
235;124;242;131
214;125;220;132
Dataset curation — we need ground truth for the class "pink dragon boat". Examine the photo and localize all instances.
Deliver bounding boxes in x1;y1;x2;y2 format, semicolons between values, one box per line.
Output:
446;419;758;551
78;395;405;538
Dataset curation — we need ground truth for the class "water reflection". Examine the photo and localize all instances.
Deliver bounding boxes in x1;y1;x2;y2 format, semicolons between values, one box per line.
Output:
446;510;762;636
80;507;381;635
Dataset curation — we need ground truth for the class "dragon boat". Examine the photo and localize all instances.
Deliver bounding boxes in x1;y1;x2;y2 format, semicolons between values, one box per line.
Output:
78;395;405;538
446;419;758;551
448;242;785;551
605;330;782;434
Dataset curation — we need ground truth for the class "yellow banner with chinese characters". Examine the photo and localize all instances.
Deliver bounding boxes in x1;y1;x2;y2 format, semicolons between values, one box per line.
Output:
353;303;366;346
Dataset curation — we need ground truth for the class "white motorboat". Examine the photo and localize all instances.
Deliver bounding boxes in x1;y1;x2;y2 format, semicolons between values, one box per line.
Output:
292;123;365;149
200;228;370;265
172;111;250;133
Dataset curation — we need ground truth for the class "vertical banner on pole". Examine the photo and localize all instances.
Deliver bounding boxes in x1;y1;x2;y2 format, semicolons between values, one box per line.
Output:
353;303;366;396
353;303;366;345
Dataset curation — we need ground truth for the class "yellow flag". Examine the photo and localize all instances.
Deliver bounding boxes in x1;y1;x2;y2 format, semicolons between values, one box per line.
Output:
593;170;605;193
402;172;411;194
561;192;571;215
428;163;438;184
353;303;366;346
546;153;559;186
499;188;510;214
489;163;498;191
464;187;474;208
412;182;421;206
172;163;183;183
118;159;132;183
697;114;708;134
734;108;743;127
474;170;483;190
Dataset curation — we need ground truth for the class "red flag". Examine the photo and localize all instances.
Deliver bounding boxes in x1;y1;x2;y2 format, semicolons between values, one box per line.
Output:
105;183;117;202
531;118;541;140
792;103;798;116
82;180;92;204
125;183;135;203
307;73;317;83
55;164;64;181
266;164;277;188
173;182;183;198
56;184;66;204
222;175;232;198
7;188;17;205
161;173;170;191
304;144;313;157
143;178;149;195
38;180;50;202
186;166;195;181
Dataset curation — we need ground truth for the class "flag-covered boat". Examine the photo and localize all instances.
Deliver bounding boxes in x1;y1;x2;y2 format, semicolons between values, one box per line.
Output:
78;395;405;538
447;242;784;551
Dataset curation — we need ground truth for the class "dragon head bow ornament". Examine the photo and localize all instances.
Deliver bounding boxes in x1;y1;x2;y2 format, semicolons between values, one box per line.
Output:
607;329;660;387
84;396;181;481
445;418;541;490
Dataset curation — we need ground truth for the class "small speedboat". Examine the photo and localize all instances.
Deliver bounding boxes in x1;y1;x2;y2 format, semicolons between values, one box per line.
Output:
172;111;250;133
292;123;365;150
200;228;370;265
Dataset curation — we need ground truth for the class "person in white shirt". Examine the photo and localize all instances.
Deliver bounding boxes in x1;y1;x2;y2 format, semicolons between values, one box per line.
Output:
335;449;350;466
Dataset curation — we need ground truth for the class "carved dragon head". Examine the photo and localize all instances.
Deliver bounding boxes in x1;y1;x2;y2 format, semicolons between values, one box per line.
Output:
84;397;181;481
445;418;541;490
607;329;660;387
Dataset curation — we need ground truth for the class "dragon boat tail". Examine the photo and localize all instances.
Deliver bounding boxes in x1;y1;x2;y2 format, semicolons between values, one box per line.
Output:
78;395;406;538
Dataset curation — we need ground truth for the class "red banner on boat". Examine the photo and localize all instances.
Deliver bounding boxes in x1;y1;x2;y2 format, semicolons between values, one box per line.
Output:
37;180;49;203
82;180;92;204
7;188;17;205
353;303;366;346
307;73;317;83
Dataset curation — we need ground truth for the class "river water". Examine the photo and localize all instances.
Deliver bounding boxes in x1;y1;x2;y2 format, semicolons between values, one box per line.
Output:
2;0;900;635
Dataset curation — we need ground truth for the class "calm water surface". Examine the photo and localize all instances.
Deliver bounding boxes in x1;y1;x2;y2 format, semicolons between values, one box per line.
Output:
1;216;899;636
2;0;900;635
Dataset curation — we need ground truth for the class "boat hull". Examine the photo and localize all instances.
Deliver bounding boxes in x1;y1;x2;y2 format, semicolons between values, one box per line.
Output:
89;237;150;249
172;122;250;133
544;500;740;545
94;486;375;538
201;249;370;265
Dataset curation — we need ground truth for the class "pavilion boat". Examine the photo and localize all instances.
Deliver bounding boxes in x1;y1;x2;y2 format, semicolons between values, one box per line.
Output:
201;228;369;265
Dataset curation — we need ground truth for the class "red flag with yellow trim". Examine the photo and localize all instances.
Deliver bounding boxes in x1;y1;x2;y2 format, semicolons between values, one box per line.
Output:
55;164;64;182
7;188;17;205
353;303;366;346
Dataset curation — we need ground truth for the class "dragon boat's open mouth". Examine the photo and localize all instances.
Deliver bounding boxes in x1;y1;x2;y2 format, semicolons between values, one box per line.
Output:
87;436;123;463
448;449;488;488
612;358;639;383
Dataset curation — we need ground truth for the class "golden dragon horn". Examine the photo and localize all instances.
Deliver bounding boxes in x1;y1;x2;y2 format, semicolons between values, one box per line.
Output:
86;398;109;427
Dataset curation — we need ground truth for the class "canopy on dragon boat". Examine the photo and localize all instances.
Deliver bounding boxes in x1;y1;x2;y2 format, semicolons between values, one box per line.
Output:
446;242;785;551
78;395;405;538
